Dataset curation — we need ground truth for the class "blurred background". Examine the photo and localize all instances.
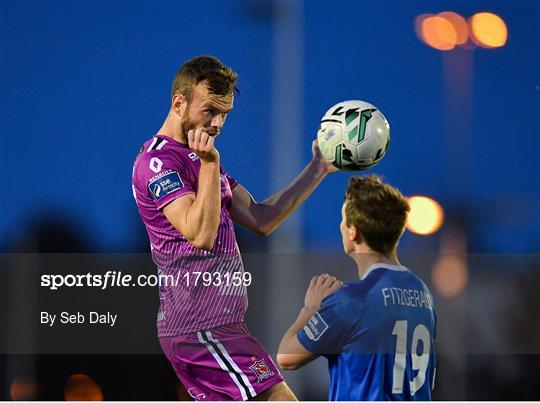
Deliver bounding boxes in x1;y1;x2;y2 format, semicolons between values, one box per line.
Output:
1;0;539;400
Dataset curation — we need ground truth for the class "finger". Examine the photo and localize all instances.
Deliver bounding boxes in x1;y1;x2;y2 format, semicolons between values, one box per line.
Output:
193;129;202;149
322;274;334;286
200;131;209;148
187;130;195;148
316;274;329;286
309;276;318;288
204;135;215;152
330;279;343;291
323;280;343;298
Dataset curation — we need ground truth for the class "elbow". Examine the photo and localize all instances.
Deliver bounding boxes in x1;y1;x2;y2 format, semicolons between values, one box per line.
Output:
192;240;215;251
193;241;214;251
276;354;300;371
256;224;276;237
248;225;271;237
191;235;216;251
254;228;270;237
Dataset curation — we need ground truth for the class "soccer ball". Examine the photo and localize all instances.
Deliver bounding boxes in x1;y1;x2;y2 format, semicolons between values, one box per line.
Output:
317;100;390;171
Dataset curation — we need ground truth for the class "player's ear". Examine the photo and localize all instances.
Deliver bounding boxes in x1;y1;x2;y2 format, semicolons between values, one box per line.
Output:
349;225;359;243
350;225;365;246
172;93;187;117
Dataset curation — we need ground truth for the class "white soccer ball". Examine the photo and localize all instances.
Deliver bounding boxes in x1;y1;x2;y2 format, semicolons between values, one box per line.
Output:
317;100;390;171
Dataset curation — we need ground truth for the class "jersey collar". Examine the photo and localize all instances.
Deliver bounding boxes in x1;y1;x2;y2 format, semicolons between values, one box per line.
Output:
361;263;409;280
155;134;190;149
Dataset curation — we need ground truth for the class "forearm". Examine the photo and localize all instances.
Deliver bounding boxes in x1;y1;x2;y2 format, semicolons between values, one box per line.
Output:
277;306;317;370
278;307;315;355
258;159;327;234
185;161;221;248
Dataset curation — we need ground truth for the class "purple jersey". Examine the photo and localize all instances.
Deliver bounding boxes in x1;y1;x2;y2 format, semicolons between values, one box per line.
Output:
132;134;247;337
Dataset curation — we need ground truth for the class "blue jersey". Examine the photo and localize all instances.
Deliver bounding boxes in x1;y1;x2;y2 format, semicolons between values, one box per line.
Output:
298;264;437;401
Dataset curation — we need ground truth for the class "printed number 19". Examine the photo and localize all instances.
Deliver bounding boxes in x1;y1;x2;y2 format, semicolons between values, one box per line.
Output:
391;320;430;395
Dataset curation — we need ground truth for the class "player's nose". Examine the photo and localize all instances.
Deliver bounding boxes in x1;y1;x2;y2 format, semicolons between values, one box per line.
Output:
211;114;224;129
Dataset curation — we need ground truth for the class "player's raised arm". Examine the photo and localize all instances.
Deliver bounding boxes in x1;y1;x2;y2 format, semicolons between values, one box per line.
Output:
277;274;342;370
230;140;337;236
163;129;221;250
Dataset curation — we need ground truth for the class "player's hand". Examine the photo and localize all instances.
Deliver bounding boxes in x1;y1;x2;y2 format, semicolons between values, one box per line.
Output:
188;128;220;163
304;273;343;312
312;140;339;174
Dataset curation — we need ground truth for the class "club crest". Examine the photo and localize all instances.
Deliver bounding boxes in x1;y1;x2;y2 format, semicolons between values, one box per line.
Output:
249;359;275;383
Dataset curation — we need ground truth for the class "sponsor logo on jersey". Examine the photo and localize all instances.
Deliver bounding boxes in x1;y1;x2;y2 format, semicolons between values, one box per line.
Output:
249;359;275;383
304;312;329;341
148;171;183;201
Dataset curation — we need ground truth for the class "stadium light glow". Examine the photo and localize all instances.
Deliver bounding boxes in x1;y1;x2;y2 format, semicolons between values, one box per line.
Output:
406;196;444;235
64;373;103;401
438;11;469;45
10;377;39;401
414;14;433;44
416;11;508;50
470;12;508;48
432;254;468;297
420;15;457;50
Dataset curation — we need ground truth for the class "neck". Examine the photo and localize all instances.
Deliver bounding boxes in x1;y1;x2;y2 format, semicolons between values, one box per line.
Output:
349;248;400;279
157;111;187;144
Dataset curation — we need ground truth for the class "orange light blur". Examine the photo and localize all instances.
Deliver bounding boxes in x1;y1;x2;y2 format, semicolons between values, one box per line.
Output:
10;378;39;401
438;11;469;44
406;196;444;235
432;254;468;297
470;12;508;48
414;14;433;43
64;373;103;401
421;16;457;50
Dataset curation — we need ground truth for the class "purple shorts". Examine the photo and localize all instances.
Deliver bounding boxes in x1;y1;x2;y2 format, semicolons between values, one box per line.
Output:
159;322;284;401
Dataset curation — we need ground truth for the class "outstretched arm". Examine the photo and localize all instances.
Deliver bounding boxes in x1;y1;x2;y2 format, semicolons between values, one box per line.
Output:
230;140;337;236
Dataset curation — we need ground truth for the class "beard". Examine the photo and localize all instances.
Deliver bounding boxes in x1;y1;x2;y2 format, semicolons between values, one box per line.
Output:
181;110;195;143
180;108;220;141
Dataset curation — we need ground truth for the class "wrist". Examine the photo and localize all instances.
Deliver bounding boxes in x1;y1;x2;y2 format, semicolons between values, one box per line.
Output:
309;157;329;176
301;305;318;316
200;158;220;166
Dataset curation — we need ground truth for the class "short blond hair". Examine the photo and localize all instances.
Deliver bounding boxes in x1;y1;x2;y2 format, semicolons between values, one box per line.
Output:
345;175;410;254
171;55;238;102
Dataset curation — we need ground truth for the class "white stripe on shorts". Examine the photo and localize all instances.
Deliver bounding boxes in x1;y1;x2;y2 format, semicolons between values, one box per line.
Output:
206;330;257;397
197;330;256;400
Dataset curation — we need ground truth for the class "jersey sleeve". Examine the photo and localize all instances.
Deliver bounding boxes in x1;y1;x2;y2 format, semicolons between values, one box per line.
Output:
297;288;359;355
221;166;239;190
136;150;195;210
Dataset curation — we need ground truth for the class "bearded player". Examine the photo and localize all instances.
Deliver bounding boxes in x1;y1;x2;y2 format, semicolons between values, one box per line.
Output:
277;175;437;400
132;56;335;400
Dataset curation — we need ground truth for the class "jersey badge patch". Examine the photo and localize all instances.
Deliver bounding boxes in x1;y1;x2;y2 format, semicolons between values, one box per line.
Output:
304;312;329;341
249;359;275;383
148;171;183;201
